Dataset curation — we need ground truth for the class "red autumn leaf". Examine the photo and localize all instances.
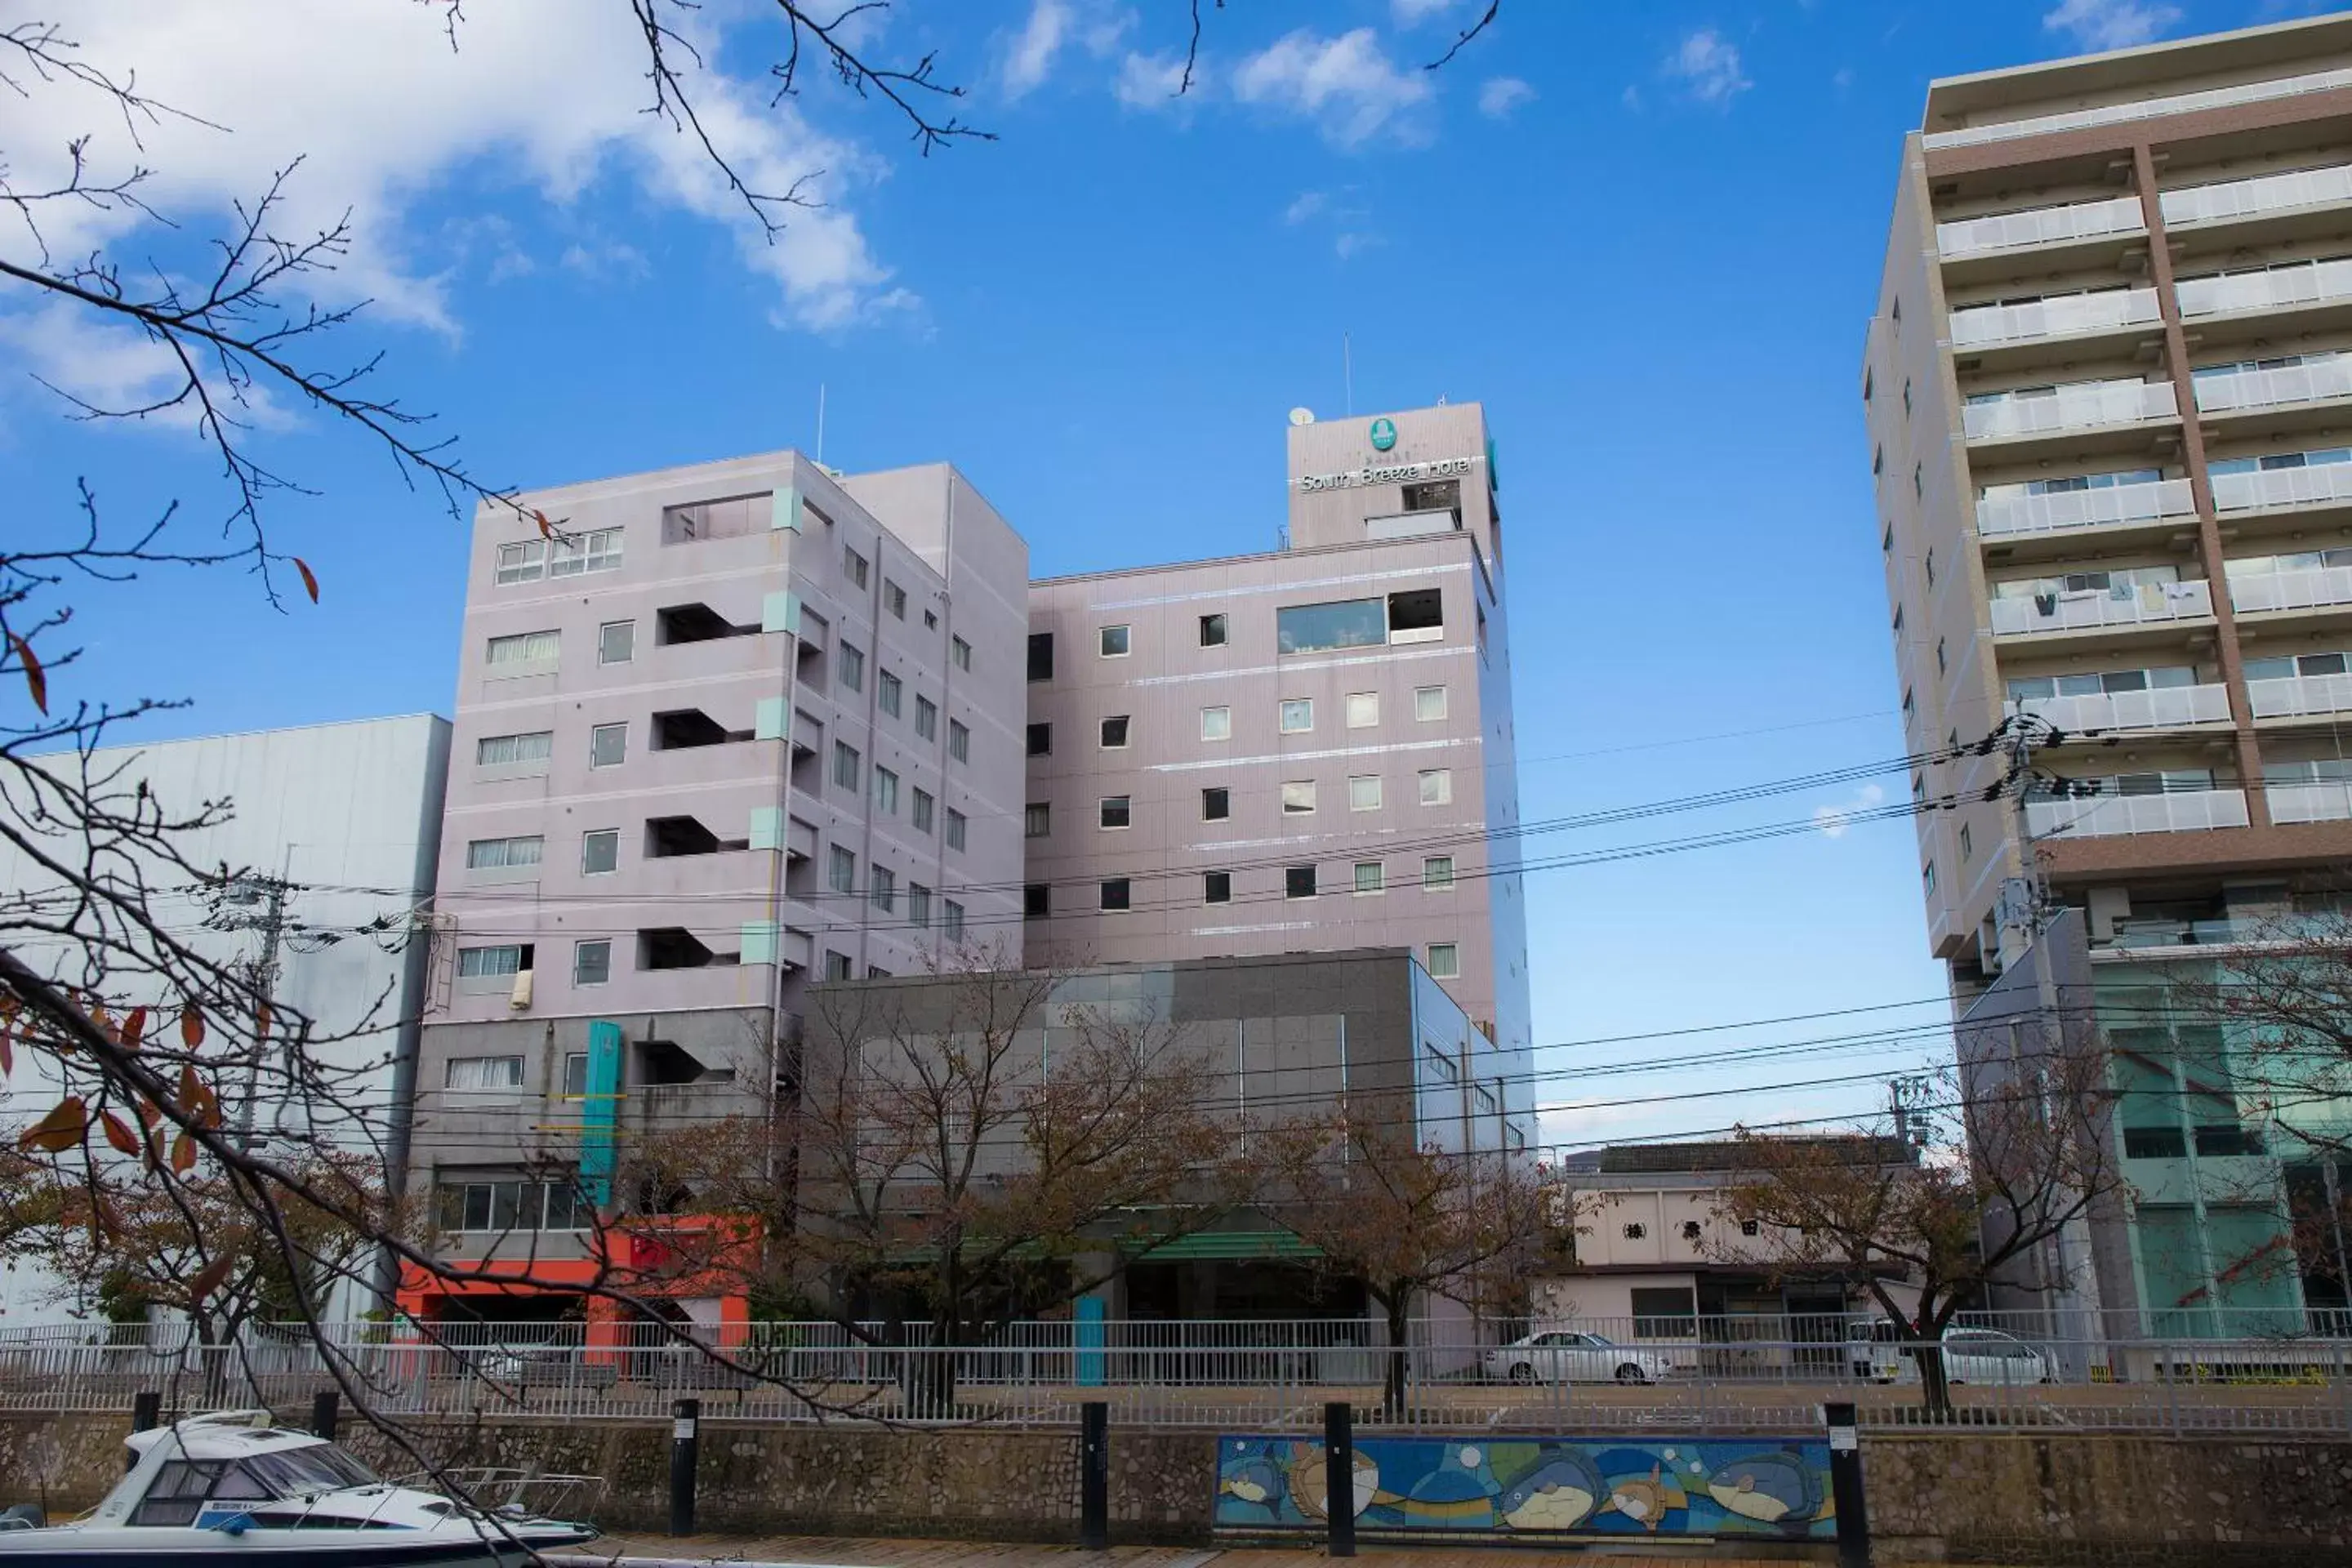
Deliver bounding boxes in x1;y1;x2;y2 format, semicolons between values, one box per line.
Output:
121;1007;147;1049
100;1112;139;1157
89;1004;115;1040
18;1097;88;1153
7;630;45;715
188;1253;235;1303
532;509;555;541
171;1132;196;1174
178;1062;203;1113
293;556;319;604
180;1002;205;1049
132;1098;159;1130
0;1028;12;1077
255;1002;273;1042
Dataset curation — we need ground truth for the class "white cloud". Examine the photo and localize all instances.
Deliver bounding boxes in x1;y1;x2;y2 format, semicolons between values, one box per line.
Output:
1283;190;1332;225
1665;27;1753;106
1002;0;1076;100
1333;231;1379;261
1812;783;1887;840
1230;29;1432;147
0;2;902;340
1115;50;1192;109
1477;76;1536;118
1391;0;1455;24
2042;0;2185;52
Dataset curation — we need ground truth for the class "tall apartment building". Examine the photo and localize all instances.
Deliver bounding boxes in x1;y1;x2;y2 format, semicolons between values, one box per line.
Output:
1022;403;1533;1104
407;453;1027;1324
1864;14;2352;1330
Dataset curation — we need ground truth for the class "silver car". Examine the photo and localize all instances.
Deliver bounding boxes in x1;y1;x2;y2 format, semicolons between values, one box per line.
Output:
1485;1330;1678;1385
1851;1323;2052;1386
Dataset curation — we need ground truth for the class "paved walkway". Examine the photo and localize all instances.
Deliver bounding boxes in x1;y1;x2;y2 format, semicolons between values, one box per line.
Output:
556;1535;1860;1567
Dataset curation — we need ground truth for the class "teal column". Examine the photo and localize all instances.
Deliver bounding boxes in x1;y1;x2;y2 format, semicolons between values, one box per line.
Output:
763;590;801;635
755;697;790;742
770;485;803;533
748;807;783;852
579;1020;624;1206
1075;1295;1106;1387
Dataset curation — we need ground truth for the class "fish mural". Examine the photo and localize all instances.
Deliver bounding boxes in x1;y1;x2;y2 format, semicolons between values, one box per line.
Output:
1213;1435;1835;1541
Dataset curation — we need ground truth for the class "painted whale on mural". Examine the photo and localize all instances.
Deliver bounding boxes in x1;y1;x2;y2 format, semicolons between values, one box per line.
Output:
1496;1446;1606;1532
1706;1449;1824;1527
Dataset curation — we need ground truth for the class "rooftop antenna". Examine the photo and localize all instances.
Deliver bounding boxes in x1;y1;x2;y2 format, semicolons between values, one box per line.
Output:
816;382;826;466
1343;332;1354;416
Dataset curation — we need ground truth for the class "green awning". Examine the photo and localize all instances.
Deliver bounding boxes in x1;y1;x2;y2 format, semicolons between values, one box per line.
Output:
1126;1229;1321;1261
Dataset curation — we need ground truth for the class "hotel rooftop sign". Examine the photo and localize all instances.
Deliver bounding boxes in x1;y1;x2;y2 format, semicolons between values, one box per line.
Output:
1294;454;1481;494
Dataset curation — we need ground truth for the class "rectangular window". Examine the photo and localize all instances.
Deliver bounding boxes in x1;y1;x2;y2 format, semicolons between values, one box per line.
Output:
1027;722;1053;757
486;629;560;667
1348;775;1383;812
1423;855;1455;890
1099;624;1130;657
1354;861;1384;894
573;940;611;987
949;719;971;762
581;829;619;875
952;635;973;671
871;866;896;914
1099;877;1131;912
1027;631;1055;681
1277;598;1384;655
838;641;864;693
833;740;861;791
828;845;856;895
878;670;902;718
476;730;554;766
1201;786;1231;821
590;723;627;768
1024;883;1051;919
946;808;967;851
873;766;899;814
885;580;907;618
466;835;544;871
1281;780;1316;814
1199;612;1227;647
1100;715;1130;748
1200;706;1232;742
943;899;965;941
495;540;543;586
1205;870;1232;903
912;788;936;834
599;620;635;665
909;883;931;928
1345;692;1380;728
549;528;621;577
457;944;526;978
1100;795;1132;829
1427;942;1459;979
1414;685;1448;722
1285;865;1317;900
844;545;869;588
1026;802;1052;838
1922;860;1937;895
915;696;938;741
1279;697;1314;733
561;1053;589;1098
825;951;853;981
1419;768;1453;805
447;1055;525;1090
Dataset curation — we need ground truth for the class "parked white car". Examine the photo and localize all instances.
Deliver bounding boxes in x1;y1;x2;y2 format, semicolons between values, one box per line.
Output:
1484;1330;1678;1385
1850;1323;2053;1386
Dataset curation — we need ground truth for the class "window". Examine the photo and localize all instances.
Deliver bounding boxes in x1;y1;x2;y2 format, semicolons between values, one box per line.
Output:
477;731;554;767
912;788;936;834
1345;692;1380;728
1427;942;1459;978
949;720;971;763
871;866;896;914
1100;795;1132;829
1027;722;1053;757
825;951;853;981
1027;803;1052;838
1100;715;1130;749
581;829;619;875
466;835;544;871
1740;1219;1760;1237
1281;781;1316;814
915;696;939;741
590;723;626;768
946;808;967;850
1958;822;1973;862
828;845;856;895
1199;612;1227;647
1205;870;1232;904
457;945;527;978
878;670;902;718
1024;883;1051;918
1278;598;1385;654
1285;865;1317;899
1200;706;1232;742
1201;786;1231;821
885;580;907;618
1419;768;1453;805
495;541;541;586
944;899;965;941
873;766;899;814
1423;855;1454;890
486;629;560;667
833;740;861;791
447;1055;525;1090
1348;775;1383;812
497;528;622;585
924;609;939;630
1279;697;1314;733
1354;861;1384;894
573;940;611;987
561;1053;589;1097
838;641;865;693
844;544;869;588
909;883;932;929
599;620;635;665
1027;631;1056;683
1099;877;1131;912
1099;624;1130;657
952;635;973;671
1922;860;1937;895
1414;685;1448;722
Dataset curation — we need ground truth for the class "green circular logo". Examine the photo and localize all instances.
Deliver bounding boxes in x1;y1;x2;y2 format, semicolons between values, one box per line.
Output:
1369;417;1397;452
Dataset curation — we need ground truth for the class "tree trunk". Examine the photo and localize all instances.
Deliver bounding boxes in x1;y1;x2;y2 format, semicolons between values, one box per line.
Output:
1381;1294;1412;1423
1916;1336;1954;1418
904;1308;957;1419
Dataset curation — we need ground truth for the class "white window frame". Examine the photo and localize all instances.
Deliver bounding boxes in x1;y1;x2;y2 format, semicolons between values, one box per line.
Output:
946;808;968;851
1200;706;1232;742
572;940;612;987
1423;855;1456;891
1099;795;1133;831
915;696;939;741
1354;861;1385;895
1348;774;1383;812
1414;684;1449;722
1098;625;1131;658
1278;697;1314;734
1419;768;1453;806
598;620;635;666
476;730;554;767
1281;780;1316;815
485;629;560;668
446;1055;526;1091
949;720;970;763
590;723;627;768
1345;692;1380;728
1428;942;1460;979
581;829;619;876
952;635;973;670
466;835;544;871
877;669;902;718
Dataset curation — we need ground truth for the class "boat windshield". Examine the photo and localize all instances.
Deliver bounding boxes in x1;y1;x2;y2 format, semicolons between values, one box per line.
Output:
245;1444;381;1495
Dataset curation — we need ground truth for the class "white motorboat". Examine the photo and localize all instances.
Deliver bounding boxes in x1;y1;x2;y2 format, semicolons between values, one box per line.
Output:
0;1410;598;1568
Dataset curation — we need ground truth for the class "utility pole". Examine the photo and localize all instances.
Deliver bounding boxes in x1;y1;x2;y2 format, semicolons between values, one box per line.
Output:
211;863;295;1147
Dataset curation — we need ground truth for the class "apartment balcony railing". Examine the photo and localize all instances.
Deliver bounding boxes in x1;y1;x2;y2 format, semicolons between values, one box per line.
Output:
2161;163;2352;226
1976;477;2194;538
1964;381;2176;440
2193;357;2352;415
2229;565;2352;615
1950;287;2160;348
2247;671;2352;719
2007;684;2230;735
2268;782;2352;823
2176;257;2352;318
1989;578;2211;636
1922;67;2352;150
1936;194;2144;257
2026;788;2250;839
2210;462;2352;515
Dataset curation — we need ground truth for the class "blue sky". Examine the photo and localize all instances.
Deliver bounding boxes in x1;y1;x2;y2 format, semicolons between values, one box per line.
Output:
4;0;2328;1148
